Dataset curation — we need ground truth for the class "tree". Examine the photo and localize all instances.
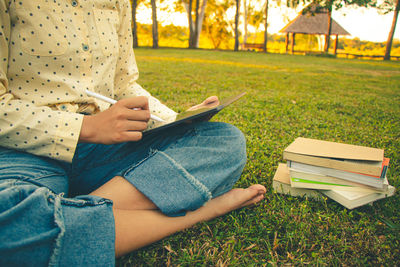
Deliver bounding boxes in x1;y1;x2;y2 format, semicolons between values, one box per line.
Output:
243;0;248;44
131;0;139;47
203;0;232;49
384;0;400;60
263;0;269;52
187;0;194;47
181;0;207;48
193;0;200;47
195;0;208;47
234;0;240;51
151;0;159;48
324;0;333;52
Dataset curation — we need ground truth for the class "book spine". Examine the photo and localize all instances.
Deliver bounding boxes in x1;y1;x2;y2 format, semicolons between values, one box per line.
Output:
381;165;388;178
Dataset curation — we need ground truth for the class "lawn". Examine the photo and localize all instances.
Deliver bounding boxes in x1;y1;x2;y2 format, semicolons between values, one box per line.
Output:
117;48;400;266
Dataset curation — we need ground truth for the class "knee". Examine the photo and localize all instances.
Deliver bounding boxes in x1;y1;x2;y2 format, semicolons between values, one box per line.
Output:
218;122;247;162
199;122;247;179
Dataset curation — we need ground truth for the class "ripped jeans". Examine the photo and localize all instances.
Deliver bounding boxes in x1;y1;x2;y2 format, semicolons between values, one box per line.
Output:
0;122;246;266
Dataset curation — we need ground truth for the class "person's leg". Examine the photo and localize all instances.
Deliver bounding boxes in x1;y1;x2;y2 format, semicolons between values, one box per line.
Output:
0;147;70;194
71;122;249;216
89;174;267;211
0;147;115;266
122;122;249;216
112;184;266;257
85;120;267;257
90;175;157;210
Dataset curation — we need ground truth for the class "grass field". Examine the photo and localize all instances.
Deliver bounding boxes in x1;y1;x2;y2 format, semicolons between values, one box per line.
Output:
117;48;400;266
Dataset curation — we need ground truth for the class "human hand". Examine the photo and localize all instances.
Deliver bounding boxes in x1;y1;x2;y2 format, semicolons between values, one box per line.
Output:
79;96;150;144
186;96;219;111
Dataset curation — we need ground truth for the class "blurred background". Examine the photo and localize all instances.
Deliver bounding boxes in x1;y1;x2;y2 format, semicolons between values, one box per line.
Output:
129;0;400;60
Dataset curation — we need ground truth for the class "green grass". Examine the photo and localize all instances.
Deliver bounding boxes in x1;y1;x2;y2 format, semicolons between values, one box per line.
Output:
117;48;400;266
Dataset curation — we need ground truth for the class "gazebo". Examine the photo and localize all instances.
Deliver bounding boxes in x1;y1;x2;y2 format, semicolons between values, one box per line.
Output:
280;4;350;55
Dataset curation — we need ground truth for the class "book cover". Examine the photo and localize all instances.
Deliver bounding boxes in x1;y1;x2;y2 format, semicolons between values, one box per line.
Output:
283;137;384;176
273;163;323;199
322;185;396;209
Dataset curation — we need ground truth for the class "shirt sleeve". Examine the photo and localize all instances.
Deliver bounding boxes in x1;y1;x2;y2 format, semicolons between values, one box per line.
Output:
0;1;83;162
113;0;177;129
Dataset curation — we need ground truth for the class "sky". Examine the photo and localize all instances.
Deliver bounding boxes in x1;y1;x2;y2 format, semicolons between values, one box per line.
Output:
333;7;399;42
136;3;400;43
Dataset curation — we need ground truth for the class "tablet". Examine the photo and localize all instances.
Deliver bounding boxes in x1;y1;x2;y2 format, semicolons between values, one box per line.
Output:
143;92;246;135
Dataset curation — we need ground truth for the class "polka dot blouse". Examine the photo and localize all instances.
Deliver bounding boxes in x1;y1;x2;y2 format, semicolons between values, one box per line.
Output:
0;0;177;162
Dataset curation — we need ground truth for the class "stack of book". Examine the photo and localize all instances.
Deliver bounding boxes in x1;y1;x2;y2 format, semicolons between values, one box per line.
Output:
273;137;396;209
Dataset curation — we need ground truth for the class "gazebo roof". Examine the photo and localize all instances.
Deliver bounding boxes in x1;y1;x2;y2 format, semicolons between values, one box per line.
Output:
280;4;350;35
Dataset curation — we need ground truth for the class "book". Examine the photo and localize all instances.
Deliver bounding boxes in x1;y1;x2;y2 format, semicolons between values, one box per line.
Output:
273;163;323;199
283;137;385;176
287;160;389;189
321;186;396;209
273;163;395;209
289;168;388;193
143;92;246;135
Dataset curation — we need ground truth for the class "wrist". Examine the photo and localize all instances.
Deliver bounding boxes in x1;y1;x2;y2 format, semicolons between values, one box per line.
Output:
79;115;96;143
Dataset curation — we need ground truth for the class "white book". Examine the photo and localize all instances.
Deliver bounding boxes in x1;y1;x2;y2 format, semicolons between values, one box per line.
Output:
287;161;387;189
322;185;396;209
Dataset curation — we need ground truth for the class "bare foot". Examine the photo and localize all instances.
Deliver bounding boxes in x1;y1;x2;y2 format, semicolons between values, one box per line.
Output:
112;184;266;256
197;184;267;222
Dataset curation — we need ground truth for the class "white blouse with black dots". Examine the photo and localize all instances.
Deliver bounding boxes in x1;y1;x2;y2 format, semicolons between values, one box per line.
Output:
0;0;177;162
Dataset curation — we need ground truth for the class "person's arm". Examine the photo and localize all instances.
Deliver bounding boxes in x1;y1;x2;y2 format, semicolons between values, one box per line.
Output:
113;1;177;129
0;1;83;162
79;96;150;144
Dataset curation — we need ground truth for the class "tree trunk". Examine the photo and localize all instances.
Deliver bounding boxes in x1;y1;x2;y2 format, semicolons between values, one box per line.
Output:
187;0;194;48
193;0;200;48
131;0;138;47
234;0;240;51
194;0;207;47
243;0;248;44
151;0;158;48
384;0;400;60
263;0;269;52
185;0;207;48
324;1;333;53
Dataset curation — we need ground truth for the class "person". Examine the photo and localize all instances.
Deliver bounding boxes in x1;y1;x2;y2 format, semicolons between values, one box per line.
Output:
0;0;266;266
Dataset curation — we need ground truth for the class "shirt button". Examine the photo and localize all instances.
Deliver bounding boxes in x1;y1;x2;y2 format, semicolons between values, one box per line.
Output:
82;43;89;51
71;1;78;7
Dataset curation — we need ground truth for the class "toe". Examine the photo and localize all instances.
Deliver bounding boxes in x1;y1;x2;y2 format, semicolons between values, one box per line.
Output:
248;184;267;194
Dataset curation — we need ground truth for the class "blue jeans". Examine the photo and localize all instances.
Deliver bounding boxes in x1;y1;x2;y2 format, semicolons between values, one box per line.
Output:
0;122;246;266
